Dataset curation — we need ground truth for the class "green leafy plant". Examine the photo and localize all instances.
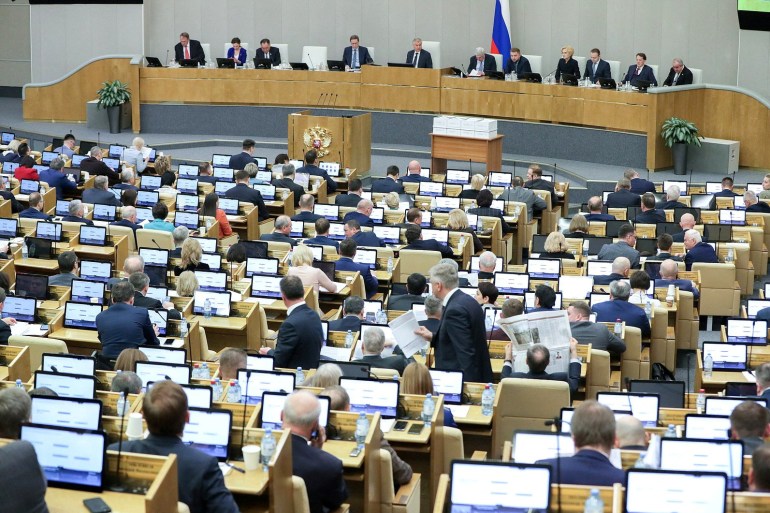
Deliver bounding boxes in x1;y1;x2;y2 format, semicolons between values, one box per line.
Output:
660;117;702;148
96;80;131;109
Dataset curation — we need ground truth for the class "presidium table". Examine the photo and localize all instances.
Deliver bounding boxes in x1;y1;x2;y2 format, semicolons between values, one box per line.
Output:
21;56;770;171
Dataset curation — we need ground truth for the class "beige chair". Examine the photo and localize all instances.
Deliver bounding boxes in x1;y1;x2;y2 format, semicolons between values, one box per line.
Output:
302;46;328;69
620;326;649;382
491;378;570;459
375;448;421;513
430;426;464;499
649;306;675;371
371;367;399;380
272;44;289;64
197;326;217;361
108;224;136;253
690;67;703;84
291;476;349;513
137;229;174;250
396;250;441;282
585;349;611;399
675;290;699;351
9;335;68;372
692;263;740;317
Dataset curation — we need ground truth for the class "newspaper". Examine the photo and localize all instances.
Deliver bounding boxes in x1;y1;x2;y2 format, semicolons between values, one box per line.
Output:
498;309;572;374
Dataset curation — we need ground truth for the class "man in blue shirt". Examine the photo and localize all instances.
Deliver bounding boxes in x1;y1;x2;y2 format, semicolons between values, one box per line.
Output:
39;156;77;200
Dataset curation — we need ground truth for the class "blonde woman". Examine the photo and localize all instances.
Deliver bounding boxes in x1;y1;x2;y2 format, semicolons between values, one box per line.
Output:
459;173;486;200
288;244;338;294
174;238;210;275
555;45;580;82
304;363;342;388
384;192;400;210
543;231;574;260
401;363;457;427
447;208;483;253
176;270;199;297
565;214;592;238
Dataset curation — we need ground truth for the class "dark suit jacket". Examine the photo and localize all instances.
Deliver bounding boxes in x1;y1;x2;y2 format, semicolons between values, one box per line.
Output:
592;273;627;286
351;230;384;247
270;304;324;370
501;361;581;394
61;215;93;226
656;200;688;210
684;242;719;271
109;435;237;513
404;238;453;258
467;206;512;234
111;218;143;237
292;210;323;223
592;300;650;338
304;235;339;250
82;187;122;207
291;434;347;513
343;211;372;227
19;207;52;221
709;189;739;210
296;164;337;193
343;46;373;68
260;232;298;247
605;189;641;208
174;39;206;65
79;157;120;184
329;315;362;332
419;318;440;334
388;293;425;311
272;177;304;207
370;178;404;194
336;257;378;298
467;54;497;74
630;177;656;195
39;169;77;200
537;449;626;486
228;151;256;171
646;252;683;262
0;321;10;346
505;55;531;75
255;46;281;66
583;59;612;82
432;290;493;383
133;291;182;320
654;278;700;298
224;183;268;220
525;178;555;197
663;66;694;87
335;193;364;208
0;441;49;513
354;353;408;374
671;230;686;243
748;202;770;213
584;213;616;221
95;302;160;358
756;308;770;323
555;58;581;82
625;64;657;86
569;321;626;354
400;174;431;184
634;209;666;224
406;49;432;69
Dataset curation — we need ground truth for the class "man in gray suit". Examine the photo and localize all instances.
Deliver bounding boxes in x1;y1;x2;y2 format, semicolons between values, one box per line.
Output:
352;326;410;374
497;176;546;221
0;441;50;513
567;301;626;357
597;223;640;268
48;251;79;287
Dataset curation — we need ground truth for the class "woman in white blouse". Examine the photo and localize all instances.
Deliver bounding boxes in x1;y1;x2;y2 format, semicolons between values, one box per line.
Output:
287;244;338;295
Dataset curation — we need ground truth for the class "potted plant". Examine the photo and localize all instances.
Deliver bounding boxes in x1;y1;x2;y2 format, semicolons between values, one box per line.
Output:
660;116;702;176
96;80;131;134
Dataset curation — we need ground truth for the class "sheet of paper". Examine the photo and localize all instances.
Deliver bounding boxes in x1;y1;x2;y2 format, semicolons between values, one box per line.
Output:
218;462;233;476
23;324;50;337
381;418;396;432
320;282;347;294
321;346;352;362
388;311;426;358
9;322;30;337
742;371;757;383
445;405;471;418
140;146;154;159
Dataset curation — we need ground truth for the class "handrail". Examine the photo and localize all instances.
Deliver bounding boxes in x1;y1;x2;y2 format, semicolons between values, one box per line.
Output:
22;54;142;100
648;83;770;110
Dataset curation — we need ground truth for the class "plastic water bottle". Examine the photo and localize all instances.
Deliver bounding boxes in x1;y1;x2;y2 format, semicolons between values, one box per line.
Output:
477;218;484;232
261;428;276;471
422;394;435;427
204;298;212;319
644;302;652;321
212;378;223;402
613;318;622;336
179;320;188;339
387;256;394;273
355;412;369;446
634;452;650;468
582;239;589;258
200;362;209;380
295;367;305;386
664;424;677;438
227;379;242;403
726;247;734;263
704;352;714;378
376;310;387;325
481;384;494;416
15;379;22;389
116;392;127;417
192;363;201;379
21;241;28;259
345;330;354;348
696;389;706;413
584;489;604;513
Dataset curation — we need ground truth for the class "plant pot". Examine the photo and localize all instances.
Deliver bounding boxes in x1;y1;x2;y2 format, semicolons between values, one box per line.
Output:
106;105;121;134
672;143;687;176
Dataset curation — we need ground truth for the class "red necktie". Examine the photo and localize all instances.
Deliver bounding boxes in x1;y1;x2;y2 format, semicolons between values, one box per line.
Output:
184;45;190;60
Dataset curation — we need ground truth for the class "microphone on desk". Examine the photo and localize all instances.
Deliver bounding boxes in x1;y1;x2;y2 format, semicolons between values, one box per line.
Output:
333;94;339;107
164;375;172;380
50;365;58;373
152;238;162;249
240;369;251;456
110;387;131;492
620;72;627;85
307;53;315;70
316;93;324;106
544;417;567;513
166;49;170;66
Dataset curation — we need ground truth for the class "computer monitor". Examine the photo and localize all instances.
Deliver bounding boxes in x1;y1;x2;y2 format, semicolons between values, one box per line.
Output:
147;308;169;336
628;380;685;408
445;169;470;185
428;369;464;405
725;318;768;344
63;301;103;330
339;377;400;418
719;209;746;226
559;407;631;434
659;438;743;490
211;154;231;168
34;370;96;399
322;361;371;378
494;272;529;294
29;396;102;430
213;168;234;182
747;299;770;318
144;264;168;288
312;260;336;282
236;369;296;404
192;290;231;317
134;361;191;389
139;248;169;267
14;272;48;300
139;346;187;365
527;258;560;279
702;342;748;371
449;460;552;513
246;354;275;371
92;203;116;222
373;226;401;244
41;353;95;376
25;237;53;260
136;190;160;207
194;270;227;293
253;184;275;201
260;391;330;431
181;407;232;461
176;193;199;213
684;414;731;440
488;172;513;187
219;197;239;215
705;396;768;416
214;181;236;196
313;204;339;220
250;275;282;298
147;381;211;408
3;295;36;322
558;276;594;299
35;221;62;242
79;260;112;283
174;211;200;230
139;175;161;191
418;181;444;197
191;236;217;254
625;469;727;513
241;240;268;259
79;226;106;246
20;179;40;194
512;430;574;463
596;392;659;427
176;177;199;195
0;217;17;238
422;228;449;246
586;260;613;276
246;257;280;277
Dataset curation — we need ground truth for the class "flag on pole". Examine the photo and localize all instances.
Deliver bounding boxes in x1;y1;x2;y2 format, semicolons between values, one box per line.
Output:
490;0;511;59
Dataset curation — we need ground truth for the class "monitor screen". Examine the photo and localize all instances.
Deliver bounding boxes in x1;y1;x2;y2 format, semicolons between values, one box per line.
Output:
181;408;232;461
373;226;400;244
178;164;199;177
628;380;685;409
79;226;106;246
339;377;399;418
705;396;768;416
747;300;770;319
422;228;449;246
139;175;161;191
702;342;747;371
36;221;62;242
34;371;96;399
135;207;153;223
246;354;275;371
684;414;731;440
445;169;470;185
201;253;222;271
30;396;102;430
91;203;116;222
660;438;743;490
134;362;191;389
323;361;371;378
20;179;40;195
140;346;186;365
241;241;268;259
312;261;336;282
174;211;199;230
41;354;95;376
176;178;198;195
1;132;14;144
253;184;275;201
136;190;159;208
251;275;282;298
260;391;330;431
719;209;745;226
488;172;512;187
428;369;463;405
147;308;168;336
211;154;231;168
513;431;574;463
527;258;560;279
191;237;217;254
192;290;231;317
418;181;443;197
596;392;659;427
213;168;234;182
586;260;613;276
449;461;552;513
139;248;169;267
559;407;631;434
14;273;48;300
726;318;767;344
313;204;339;220
63;301;102;329
176;194;199;213
558;276;594;300
328;222;346;240
195;271;227;293
79;260;112;283
494;272;529;294
219;197;239;215
215;181;236;196
625;469;726;513
246;257;279;277
108;144;126;158
3;296;35;322
0;217;17;238
236;369;296;404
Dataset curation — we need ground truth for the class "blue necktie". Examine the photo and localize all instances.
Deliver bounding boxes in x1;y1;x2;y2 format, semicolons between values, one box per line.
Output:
353;49;358;68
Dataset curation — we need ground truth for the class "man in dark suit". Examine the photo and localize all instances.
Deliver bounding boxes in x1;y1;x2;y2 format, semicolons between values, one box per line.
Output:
225;170;268;220
260;215;297;247
344;219;384;247
745;191;770;213
536;401;626;486
304;218;340;250
654;258;700;299
257;38;281;66
39;156;77;201
259;276;324;369
111;206;143;241
592;256;631;286
709;176;740;210
468;189;513;234
228;138;257;171
634;193;666;224
48;251;79;287
645;234;683;262
662;58;694;87
0;175;22;214
196;162;218;185
624;52;657;87
353;326;409;374
343;199;375;226
82;175;121;207
272;163;305;207
567;302;626;356
174;32;206;65
113;168;139;192
329;296;364;332
583;196;616;221
335;178;365;207
497;176;547;221
606;178;641;208
291;194;323;223
370;165;405;194
283;391;347;513
128;272;182;320
671;213;696;243
108;381;238;513
414;262;492;382
0;439;49;513
342;35;373;70
80;146;120;185
95;281;160;358
592;280;650;337
467;48;497;75
624;168;656;195
388;273;426;310
683;230;718;271
584;48;612;83
418;295;442;334
406;38;432;68
656;184;688;210
400;160;430;183
524;164;556;196
62;200;94;226
337;239;378;298
403;224;453;258
755;363;770;403
501;339;582;394
504;48;531;75
296;149;337;193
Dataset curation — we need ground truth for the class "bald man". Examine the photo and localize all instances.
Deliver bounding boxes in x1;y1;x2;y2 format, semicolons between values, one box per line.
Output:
672;213;696;243
342;198;375;227
654;259;699;298
615;415;648;450
400;160;430;183
593;257;631;286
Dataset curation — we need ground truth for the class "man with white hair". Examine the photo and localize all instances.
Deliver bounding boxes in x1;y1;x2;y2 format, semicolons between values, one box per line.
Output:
79;146;120;184
39;156;77;201
683;229;718;271
406;37;433;68
654;258;700;298
283;391;347;513
477;251;498;280
624;168;655;195
352;326;410;374
591;280;650;337
467;47;496;75
342;198;375;227
662;57;693;87
122;137;150;174
62;199;94;226
114;168;139;192
83;175;121;207
259;215;297;247
111;205;143;240
656;185;687;210
746;190;770;213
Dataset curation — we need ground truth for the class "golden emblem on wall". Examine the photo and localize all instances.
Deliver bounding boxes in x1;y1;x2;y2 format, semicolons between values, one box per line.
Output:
303;125;332;157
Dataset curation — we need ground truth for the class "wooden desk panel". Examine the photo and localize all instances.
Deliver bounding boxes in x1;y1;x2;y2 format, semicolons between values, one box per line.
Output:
361;66;444;87
361;84;440;112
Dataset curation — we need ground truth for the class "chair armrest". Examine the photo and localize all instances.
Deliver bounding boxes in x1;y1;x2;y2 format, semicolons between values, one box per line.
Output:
394;473;421;505
471;451;487;460
329;505;350;513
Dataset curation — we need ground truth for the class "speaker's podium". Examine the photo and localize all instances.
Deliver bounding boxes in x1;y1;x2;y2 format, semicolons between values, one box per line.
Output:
288;110;371;173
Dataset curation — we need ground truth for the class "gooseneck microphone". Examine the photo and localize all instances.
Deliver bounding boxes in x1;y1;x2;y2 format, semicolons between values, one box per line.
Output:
544;417;568;513
110;387;131;492
307;53;315;70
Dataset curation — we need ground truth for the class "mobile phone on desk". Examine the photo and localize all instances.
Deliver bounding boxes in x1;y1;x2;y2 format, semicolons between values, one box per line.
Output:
408;423;424;435
83;497;111;513
349;446;362;457
392;420;408;432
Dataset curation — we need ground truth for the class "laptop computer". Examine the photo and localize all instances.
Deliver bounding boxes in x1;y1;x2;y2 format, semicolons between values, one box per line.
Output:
702;342;748;371
684;414;732;440
145;264;168;288
182;407;232;461
79;260;112;283
135;361;191;389
34;370;96;399
250;275;282;298
79;225;107;246
194;270;227;293
29;396;102;430
705;396;768;416
3;295;36;322
246;353;275;371
725;318;767;344
327;59;345;71
140;346;187;365
92;203;116;222
428;369;464;405
14;272;48;300
216;58;235;69
625;469;727;513
494;272;529;294
628;380;685;408
512;430;574;463
70;279;107;305
659;438;743;490
236;369;296;404
147;308;169;336
260;391;330;431
63;301;103;330
193;290;231;317
596;392;659;427
246;257;280;277
145;56;163;67
41;353;95;376
25;237;54;260
449;460;552;513
339;377;399;418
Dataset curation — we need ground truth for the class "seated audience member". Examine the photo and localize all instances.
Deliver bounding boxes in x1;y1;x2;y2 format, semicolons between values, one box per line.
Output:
329;296;365;332
176;270;199;297
730;401;770;454
531;284;558;312
96;281;160;358
260;215;298;247
761;173;770;201
672;213;696;243
536;400;626;486
80;146;120;184
14;155;39;181
114;168;139;191
226;243;246;264
0;387;31;438
1;139;21;163
122;137;150;174
292;194;323;223
565;214;593;238
39;156;77;201
114;348;148;373
467;47;496;75
83;175;121;207
48;251;78;287
746;190;770;213
654;258;700;298
396;208;423;229
342;198;375;227
54;133;76;157
709;176;739;210
128;272;181;319
662;58;693;86
335;178;365;207
145;202;175;232
282;391;347;513
111;206;143;240
304;218;339;250
287;244;338;295
108;380;239;513
170;225;188;258
0;289;13;344
272;163;305;208
305;363;342;388
502;339;581;394
121;188;138;207
371;165;405;194
476;251;498;280
173;238;211;276
19;192;53;221
646;233;683;262
225;169;269;220
489;297;524;340
447;208;484;253
0;437;50;513
344;219;383;250
401;362;457;427
0;173;22;214
634;193;666;224
592;280;650;337
615;415;648;450
584;196;615;221
227;37;247;65
757;364;770;401
750;446;770;492
111;370;143;394
200;193;232;239
459;173;485;200
403;223;453;258
108;254;145;288
352;326;410;374
497;175;546;220
229;138;257;171
597;224;640;268
388;273;426;310
605;178;641;208
683;229;718;271
524;164;555;196
418;294;442;334
543;231;575;259
196;161;218;185
656;185;687;210
61;199;93;226
244;162;264;186
218;348;247;382
337;239;378;298
383;191;401;211
628;270;660;308
567;301;626;355
475;282;499;308
468;189;512;234
505;47;531;75
625;168;655;195
400;160;430;183
296;149;338;193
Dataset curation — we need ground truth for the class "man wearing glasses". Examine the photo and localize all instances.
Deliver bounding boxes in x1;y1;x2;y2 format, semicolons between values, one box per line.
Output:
597;223;641;268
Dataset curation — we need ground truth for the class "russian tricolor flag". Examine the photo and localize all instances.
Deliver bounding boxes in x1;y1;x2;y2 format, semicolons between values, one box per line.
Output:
490;0;511;59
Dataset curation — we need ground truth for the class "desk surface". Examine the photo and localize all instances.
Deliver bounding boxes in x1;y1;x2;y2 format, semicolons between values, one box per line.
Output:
223;464;269;496
47;487;147;513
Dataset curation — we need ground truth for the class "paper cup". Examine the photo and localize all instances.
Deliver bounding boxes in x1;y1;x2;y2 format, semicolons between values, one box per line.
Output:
126;412;144;440
242;445;261;470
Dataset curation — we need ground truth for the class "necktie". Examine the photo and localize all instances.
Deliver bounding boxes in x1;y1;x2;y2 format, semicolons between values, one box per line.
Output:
673;73;679;85
637;67;642;76
593;62;597;78
477;59;483;72
353;49;358;68
184;45;190;60
265;51;269;59
413;52;419;67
